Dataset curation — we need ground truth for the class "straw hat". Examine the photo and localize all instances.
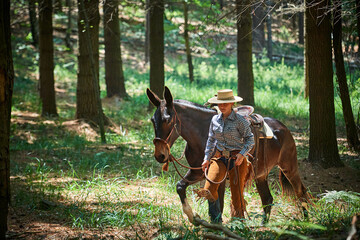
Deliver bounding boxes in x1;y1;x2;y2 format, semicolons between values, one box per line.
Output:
207;89;243;104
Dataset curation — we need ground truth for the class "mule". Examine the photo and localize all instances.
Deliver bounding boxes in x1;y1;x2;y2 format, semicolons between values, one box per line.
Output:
146;86;309;223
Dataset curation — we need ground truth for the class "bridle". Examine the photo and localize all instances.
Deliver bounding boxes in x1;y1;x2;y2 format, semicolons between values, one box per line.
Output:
152;106;204;184
152;106;182;152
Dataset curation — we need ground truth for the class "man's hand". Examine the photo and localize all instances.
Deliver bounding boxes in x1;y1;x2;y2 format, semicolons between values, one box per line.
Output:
202;159;210;172
235;153;245;166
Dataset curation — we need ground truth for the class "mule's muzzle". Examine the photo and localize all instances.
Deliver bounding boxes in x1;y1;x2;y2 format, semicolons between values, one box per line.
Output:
152;138;171;163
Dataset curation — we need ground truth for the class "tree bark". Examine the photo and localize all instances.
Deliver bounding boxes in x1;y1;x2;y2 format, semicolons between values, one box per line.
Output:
298;11;304;44
236;0;254;106
39;0;58;117
54;0;63;13
149;0;164;98
77;0;106;143
304;0;308;98
104;0;127;98
252;1;265;50
183;0;194;83
145;0;150;65
65;0;72;50
266;0;272;60
306;0;343;168
0;0;14;237
333;0;360;151
356;0;360;51
28;0;39;46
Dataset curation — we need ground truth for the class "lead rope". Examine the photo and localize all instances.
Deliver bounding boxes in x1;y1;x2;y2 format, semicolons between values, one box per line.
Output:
171;158;204;184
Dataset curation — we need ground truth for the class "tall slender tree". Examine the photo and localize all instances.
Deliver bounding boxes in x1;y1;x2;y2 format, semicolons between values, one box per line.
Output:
0;0;14;237
65;0;72;50
149;0;164;98
298;9;304;44
236;0;254;105
356;0;360;51
183;0;194;83
39;0;58;116
333;0;360;151
54;0;63;13
104;0;127;98
266;0;273;60
252;1;265;50
77;0;106;143
306;0;343;168
28;0;39;46
304;0;308;98
145;0;150;65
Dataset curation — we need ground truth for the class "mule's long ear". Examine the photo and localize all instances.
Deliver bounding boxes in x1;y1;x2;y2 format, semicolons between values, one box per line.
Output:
146;88;161;107
164;86;173;108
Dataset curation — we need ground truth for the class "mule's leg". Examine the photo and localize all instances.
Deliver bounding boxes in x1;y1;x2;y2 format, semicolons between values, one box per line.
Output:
255;177;273;223
176;169;204;223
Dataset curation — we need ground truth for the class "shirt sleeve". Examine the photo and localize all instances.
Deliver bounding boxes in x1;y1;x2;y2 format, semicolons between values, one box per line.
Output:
204;116;217;161
238;117;255;157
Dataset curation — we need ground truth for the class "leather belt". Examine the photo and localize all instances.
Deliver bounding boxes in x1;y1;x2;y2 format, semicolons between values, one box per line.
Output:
214;149;240;159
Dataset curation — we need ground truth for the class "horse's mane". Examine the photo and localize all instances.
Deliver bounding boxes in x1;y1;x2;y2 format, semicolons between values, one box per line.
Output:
174;99;216;113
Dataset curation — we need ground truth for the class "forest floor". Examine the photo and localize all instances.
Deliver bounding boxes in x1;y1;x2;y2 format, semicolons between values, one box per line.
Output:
6;110;360;240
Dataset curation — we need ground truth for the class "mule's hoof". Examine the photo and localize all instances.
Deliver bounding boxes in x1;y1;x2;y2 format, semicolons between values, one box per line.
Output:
193;189;216;202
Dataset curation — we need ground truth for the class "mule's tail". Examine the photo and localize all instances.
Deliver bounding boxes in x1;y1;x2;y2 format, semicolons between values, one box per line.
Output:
279;170;295;197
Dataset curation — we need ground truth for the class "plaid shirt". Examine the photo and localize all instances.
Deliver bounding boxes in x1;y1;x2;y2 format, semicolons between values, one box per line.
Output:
204;110;255;161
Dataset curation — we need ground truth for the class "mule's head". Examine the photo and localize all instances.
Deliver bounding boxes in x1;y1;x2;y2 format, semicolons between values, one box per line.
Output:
146;86;180;163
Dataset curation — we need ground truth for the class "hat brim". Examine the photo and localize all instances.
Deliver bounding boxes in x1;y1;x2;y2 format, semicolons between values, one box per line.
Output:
207;96;243;104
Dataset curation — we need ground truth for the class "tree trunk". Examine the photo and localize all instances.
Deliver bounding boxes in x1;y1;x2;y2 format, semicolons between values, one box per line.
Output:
306;0;343;168
356;0;360;52
252;1;265;50
54;0;63;13
266;0;272;60
304;0;308;98
333;0;360;151
28;0;39;46
39;0;58;117
298;11;304;44
65;0;72;50
183;0;194;83
77;0;106;143
0;0;14;237
236;0;254;106
149;0;164;98
145;0;150;65
104;0;127;98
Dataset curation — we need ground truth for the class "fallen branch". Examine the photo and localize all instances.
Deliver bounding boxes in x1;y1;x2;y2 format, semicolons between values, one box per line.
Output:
193;217;242;240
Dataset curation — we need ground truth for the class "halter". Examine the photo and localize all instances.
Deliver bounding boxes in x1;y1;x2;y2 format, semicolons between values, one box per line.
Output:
152;106;181;147
152;106;203;184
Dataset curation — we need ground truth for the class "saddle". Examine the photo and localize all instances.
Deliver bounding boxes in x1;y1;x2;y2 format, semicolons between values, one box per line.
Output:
234;106;273;139
234;105;273;177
